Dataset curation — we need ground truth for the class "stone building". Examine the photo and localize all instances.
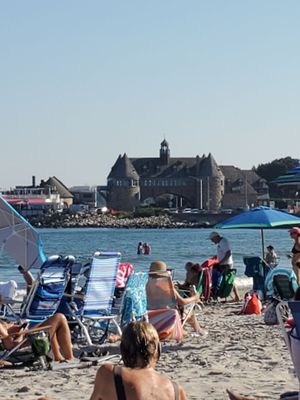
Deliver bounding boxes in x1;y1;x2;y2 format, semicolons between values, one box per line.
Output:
106;140;269;212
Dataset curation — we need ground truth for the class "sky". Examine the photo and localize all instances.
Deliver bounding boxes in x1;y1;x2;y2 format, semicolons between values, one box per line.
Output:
1;1;300;189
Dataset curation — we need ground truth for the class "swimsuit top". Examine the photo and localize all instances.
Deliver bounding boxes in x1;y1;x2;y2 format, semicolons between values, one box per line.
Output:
113;365;179;400
292;245;300;255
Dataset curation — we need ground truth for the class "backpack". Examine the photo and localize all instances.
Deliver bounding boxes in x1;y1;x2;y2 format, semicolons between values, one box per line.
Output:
240;292;262;315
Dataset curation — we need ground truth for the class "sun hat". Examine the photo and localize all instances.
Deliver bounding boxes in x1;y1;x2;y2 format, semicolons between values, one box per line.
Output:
289;227;300;236
209;231;220;240
149;261;169;274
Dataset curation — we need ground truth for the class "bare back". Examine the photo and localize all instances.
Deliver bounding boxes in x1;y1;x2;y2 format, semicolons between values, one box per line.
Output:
90;363;186;400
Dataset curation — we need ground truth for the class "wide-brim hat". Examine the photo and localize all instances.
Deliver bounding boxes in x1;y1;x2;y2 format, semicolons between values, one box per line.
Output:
149;261;169;275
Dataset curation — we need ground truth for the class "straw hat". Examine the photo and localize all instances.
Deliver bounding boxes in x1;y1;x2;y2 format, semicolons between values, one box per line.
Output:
149;261;169;274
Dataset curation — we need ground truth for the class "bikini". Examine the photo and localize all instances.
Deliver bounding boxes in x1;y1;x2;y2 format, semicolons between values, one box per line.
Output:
292;245;300;254
113;365;179;400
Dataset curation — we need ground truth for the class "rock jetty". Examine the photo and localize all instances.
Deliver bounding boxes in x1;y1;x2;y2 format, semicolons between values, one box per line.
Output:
28;212;213;229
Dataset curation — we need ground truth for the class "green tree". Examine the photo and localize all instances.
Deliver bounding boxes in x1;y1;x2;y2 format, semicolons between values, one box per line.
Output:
254;157;299;182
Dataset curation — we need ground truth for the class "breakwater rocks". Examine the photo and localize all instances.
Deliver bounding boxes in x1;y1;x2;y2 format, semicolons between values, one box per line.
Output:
28;213;214;229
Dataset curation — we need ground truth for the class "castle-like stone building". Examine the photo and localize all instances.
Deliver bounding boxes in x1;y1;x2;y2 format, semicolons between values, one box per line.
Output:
106;140;269;212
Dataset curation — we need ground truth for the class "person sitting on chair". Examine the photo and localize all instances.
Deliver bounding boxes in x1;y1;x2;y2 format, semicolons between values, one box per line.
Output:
90;320;187;400
0;312;74;362
176;261;201;294
264;245;278;268
147;261;208;337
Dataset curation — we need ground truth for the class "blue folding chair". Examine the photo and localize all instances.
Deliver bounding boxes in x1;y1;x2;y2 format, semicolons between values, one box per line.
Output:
20;255;74;322
67;251;122;346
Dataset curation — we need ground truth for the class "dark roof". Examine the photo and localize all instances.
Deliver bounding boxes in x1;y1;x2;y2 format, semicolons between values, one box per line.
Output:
108;153;139;180
197;153;223;178
131;156;204;179
44;176;73;198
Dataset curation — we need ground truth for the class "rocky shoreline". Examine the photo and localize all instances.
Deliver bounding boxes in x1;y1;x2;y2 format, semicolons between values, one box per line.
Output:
28;212;214;229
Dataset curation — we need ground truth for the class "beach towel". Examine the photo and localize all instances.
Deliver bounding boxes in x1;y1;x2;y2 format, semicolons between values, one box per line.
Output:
148;308;184;341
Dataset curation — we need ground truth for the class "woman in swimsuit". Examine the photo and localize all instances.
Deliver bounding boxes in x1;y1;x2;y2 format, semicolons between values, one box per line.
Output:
90;320;186;400
289;227;300;285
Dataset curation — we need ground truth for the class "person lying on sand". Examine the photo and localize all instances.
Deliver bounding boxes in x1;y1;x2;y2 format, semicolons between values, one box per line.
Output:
0;313;74;362
90;320;187;400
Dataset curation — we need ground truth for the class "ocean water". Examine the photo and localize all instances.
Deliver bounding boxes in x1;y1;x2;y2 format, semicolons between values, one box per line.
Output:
0;227;294;291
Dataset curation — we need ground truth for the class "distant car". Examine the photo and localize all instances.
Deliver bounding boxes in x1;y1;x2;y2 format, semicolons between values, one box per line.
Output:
190;208;200;214
182;208;192;213
164;208;178;214
220;208;233;214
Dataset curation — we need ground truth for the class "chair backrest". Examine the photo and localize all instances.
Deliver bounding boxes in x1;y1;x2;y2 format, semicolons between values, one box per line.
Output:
273;274;296;301
243;256;270;278
288;301;300;337
81;252;121;317
146;273;177;310
120;272;148;328
21;255;74;319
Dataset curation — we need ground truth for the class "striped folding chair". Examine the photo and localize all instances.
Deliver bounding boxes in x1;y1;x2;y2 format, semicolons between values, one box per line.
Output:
68;251;122;346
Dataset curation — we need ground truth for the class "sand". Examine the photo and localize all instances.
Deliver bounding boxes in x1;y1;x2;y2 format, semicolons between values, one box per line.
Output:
0;302;297;400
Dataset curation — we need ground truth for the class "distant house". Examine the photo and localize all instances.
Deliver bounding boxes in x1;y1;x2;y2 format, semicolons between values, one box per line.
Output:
1;176;66;216
105;140;269;211
41;176;74;208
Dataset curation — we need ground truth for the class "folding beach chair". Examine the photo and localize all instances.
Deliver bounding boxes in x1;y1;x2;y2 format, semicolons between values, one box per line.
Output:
265;268;298;301
67;251;122;346
120;272;148;328
276;301;300;400
243;256;271;300
0;280;19;319
147;273;196;341
19;255;74;322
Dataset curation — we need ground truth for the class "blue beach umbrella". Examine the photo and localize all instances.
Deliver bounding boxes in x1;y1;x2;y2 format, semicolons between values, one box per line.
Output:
215;206;300;257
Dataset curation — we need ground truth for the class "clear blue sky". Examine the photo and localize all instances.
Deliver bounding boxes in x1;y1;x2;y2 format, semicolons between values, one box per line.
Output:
1;1;299;189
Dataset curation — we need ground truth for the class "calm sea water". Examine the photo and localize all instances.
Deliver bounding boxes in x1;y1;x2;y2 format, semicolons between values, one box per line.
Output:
0;227;294;291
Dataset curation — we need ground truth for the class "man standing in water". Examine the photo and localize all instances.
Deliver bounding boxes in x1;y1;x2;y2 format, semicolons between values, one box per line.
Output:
209;231;241;302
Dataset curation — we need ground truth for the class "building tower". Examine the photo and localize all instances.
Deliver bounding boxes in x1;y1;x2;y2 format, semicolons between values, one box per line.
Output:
107;154;140;211
159;139;170;166
197;153;224;211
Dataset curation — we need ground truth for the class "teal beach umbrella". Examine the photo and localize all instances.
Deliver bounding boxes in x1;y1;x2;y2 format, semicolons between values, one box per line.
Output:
215;206;300;257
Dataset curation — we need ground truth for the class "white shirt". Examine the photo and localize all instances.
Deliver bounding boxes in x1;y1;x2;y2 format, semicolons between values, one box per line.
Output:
217;237;233;267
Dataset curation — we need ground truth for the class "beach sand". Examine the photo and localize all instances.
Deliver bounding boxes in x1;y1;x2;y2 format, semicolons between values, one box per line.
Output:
0;302;297;400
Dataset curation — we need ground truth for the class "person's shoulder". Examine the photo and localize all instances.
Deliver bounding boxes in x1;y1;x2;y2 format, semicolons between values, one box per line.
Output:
96;363;114;378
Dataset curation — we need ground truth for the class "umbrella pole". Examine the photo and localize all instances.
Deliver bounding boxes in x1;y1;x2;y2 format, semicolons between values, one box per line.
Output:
261;228;265;259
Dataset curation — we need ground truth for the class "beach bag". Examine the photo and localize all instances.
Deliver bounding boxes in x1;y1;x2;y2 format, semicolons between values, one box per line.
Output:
264;300;279;325
241;292;262;315
29;332;51;357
